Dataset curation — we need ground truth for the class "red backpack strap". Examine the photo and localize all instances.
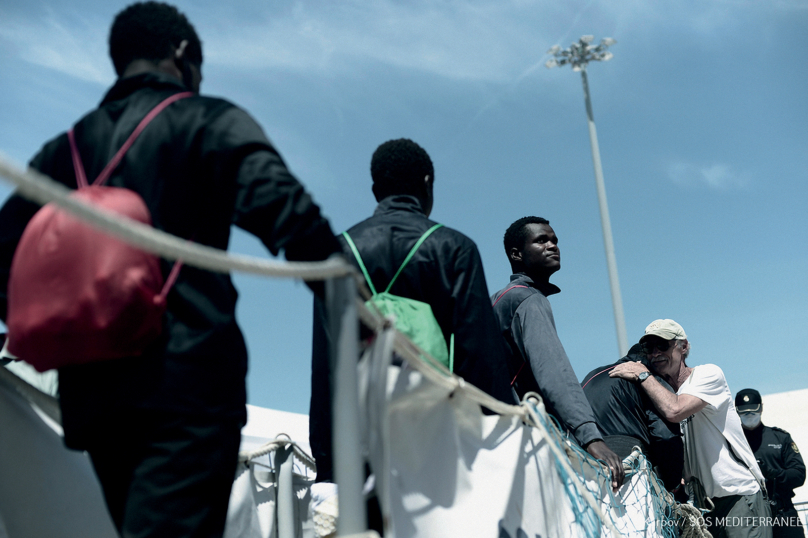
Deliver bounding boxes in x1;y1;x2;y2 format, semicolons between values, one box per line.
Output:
67;128;89;189
68;91;194;301
156;253;185;302
92;91;193;186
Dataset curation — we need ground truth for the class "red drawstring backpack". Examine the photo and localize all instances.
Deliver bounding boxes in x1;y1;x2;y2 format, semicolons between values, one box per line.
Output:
6;92;192;371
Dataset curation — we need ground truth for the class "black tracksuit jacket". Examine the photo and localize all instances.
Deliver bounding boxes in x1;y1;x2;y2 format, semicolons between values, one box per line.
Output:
309;195;513;481
744;424;806;515
581;345;684;490
0;72;340;445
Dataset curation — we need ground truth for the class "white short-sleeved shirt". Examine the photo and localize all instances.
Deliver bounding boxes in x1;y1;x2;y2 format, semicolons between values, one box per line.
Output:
678;364;762;498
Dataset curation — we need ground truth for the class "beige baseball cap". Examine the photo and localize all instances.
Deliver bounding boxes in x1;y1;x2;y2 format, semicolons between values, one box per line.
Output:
640;319;687;342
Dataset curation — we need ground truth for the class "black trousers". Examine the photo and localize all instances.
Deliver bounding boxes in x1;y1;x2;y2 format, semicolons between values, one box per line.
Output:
84;411;242;538
771;506;805;538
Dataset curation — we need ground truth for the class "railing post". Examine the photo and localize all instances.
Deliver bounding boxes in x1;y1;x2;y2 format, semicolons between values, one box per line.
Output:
275;444;295;538
326;275;367;536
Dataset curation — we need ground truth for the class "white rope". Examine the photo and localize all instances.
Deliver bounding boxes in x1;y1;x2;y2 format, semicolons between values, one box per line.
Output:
0;154;616;530
0;154;354;281
238;434;317;473
677;503;711;538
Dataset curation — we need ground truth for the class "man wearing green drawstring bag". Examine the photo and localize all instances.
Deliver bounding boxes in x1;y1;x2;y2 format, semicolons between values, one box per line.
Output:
309;138;512;484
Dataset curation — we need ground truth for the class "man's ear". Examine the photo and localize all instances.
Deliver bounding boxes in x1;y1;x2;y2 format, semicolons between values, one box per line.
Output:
174;40;189;62
163;39;189;81
508;246;522;265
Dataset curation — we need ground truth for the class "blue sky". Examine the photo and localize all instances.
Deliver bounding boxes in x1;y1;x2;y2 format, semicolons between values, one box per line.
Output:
1;0;806;415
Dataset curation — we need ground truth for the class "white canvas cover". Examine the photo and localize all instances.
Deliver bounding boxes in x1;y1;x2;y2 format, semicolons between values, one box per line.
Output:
372;367;589;538
357;324;601;538
0;365;317;538
1;343;672;538
0;369;117;538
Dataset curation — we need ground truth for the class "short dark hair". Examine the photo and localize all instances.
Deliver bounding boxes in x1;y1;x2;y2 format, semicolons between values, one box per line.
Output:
503;216;550;255
370;139;434;200
109;2;203;77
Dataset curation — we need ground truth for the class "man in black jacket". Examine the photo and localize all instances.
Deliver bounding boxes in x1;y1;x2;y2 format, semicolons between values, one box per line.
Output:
309;138;513;482
581;343;684;491
0;3;340;537
490;216;624;490
736;388;806;538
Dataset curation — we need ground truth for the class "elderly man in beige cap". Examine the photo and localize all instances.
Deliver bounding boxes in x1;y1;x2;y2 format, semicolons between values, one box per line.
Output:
611;320;772;538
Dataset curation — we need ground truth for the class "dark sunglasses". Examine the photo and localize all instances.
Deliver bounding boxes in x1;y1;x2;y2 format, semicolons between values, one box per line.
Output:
641;339;671;355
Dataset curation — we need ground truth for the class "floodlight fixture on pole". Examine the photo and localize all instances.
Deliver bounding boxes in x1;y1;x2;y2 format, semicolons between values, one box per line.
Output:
546;35;628;358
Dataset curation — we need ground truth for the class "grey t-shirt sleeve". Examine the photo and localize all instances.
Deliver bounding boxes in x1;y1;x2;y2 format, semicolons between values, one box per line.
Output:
573;422;603;447
513;294;601;446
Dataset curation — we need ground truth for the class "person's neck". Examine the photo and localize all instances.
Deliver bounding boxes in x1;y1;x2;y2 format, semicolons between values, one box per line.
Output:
121;59;181;83
521;269;550;287
668;365;693;392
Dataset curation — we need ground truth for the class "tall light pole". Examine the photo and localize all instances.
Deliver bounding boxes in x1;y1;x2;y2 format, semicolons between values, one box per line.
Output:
546;35;628;357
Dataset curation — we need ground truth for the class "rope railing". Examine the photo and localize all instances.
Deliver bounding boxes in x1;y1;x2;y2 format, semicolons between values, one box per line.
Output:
238;433;317;474
0;152;619;537
0;155;354;281
0;153;553;422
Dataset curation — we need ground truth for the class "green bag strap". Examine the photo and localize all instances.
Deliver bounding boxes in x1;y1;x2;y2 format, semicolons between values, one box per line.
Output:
385;224;443;293
342;231;377;296
449;333;454;373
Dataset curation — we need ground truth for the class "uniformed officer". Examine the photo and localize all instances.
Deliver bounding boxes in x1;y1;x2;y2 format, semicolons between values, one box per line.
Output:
736;388;806;538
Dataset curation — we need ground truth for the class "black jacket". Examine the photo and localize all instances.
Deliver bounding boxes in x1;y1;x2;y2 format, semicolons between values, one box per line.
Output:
309;195;513;481
0;73;340;444
581;344;684;490
744;424;806;513
490;273;601;447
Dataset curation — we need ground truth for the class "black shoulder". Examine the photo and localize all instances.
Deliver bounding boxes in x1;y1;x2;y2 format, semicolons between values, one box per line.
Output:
769;425;792;437
431;223;478;250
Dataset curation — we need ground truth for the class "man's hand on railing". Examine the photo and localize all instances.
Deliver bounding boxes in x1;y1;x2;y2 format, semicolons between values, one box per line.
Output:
585;440;625;492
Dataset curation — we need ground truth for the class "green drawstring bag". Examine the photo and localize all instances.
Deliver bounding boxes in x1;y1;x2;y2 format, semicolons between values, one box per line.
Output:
343;224;453;372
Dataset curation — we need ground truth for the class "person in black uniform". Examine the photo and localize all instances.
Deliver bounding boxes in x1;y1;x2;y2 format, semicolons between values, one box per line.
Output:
581;343;684;492
736;389;806;538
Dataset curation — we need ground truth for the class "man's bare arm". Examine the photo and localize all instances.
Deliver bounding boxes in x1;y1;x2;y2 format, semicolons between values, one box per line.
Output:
609;362;708;422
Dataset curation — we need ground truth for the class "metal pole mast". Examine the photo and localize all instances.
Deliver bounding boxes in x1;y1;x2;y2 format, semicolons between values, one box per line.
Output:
546;36;629;357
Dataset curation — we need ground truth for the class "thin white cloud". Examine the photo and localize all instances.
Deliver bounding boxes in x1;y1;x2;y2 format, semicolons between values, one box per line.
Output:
667;161;750;189
0;7;113;86
1;1;551;84
3;0;805;87
203;0;806;82
202;0;550;83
